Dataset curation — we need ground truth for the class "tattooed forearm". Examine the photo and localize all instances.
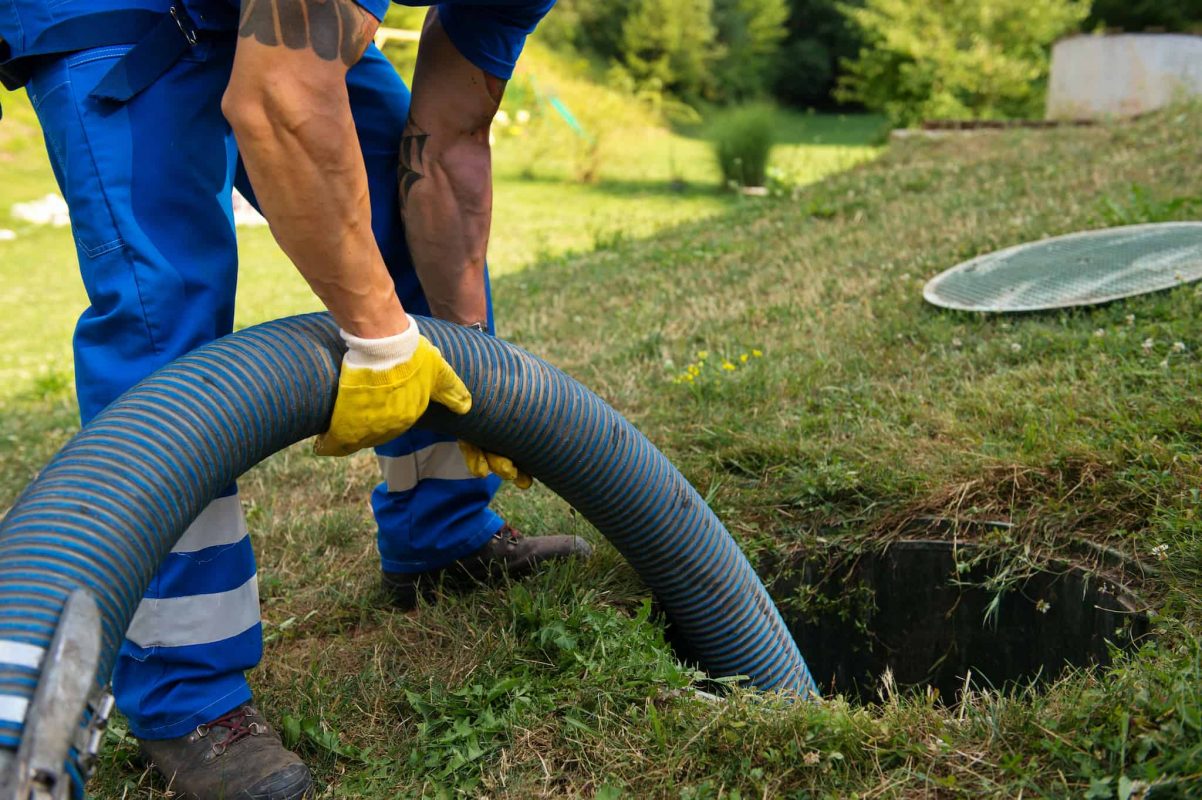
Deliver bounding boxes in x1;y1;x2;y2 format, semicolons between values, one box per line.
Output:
398;121;429;209
239;0;373;66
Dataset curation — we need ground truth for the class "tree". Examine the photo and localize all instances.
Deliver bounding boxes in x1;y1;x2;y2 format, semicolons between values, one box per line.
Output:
620;0;718;101
837;0;1090;126
535;0;792;105
536;0;641;60
775;0;865;108
711;0;791;101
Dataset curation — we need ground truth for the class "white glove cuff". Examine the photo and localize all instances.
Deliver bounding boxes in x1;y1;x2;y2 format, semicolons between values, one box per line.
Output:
341;316;421;371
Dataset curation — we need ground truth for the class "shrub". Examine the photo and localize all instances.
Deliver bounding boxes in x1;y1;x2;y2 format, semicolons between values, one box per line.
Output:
709;104;778;188
836;0;1090;127
489;46;667;184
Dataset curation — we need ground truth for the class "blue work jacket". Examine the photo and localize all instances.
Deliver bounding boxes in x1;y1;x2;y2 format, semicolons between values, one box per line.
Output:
0;0;552;82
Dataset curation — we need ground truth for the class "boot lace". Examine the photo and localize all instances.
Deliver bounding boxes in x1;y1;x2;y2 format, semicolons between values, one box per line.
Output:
495;523;523;545
196;706;265;756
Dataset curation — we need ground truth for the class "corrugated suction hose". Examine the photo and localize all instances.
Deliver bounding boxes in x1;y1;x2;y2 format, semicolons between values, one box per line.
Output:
0;313;816;761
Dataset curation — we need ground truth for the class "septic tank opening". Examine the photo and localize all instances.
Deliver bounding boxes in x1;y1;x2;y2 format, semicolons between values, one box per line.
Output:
779;540;1150;701
666;539;1150;702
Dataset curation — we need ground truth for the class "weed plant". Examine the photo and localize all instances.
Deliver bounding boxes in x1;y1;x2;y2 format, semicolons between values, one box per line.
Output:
708;103;778;189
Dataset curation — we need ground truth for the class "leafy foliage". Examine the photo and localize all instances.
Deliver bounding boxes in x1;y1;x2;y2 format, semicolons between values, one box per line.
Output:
619;0;718;101
711;0;791;101
534;0;636;64
537;0;789;103
837;0;1090;126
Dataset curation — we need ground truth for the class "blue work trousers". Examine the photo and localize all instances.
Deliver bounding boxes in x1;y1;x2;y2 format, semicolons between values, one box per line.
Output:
24;38;502;740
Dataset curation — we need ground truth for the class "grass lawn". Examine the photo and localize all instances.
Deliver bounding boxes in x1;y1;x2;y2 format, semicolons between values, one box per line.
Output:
0;83;882;390
2;81;1201;797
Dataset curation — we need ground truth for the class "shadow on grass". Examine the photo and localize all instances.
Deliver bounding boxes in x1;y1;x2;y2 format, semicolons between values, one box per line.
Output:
501;172;730;200
678;111;891;148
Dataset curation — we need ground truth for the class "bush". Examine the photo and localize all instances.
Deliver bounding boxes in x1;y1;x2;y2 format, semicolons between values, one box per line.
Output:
709;104;777;188
489;46;667;185
837;0;1090;127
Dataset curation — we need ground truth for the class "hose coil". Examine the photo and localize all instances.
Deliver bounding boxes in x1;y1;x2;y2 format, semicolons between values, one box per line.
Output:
0;313;816;752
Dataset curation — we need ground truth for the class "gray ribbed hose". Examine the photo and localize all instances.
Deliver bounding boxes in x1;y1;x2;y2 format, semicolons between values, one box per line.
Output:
0;314;816;771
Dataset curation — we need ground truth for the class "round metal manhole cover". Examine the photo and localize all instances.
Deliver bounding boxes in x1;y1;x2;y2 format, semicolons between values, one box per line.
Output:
924;222;1202;312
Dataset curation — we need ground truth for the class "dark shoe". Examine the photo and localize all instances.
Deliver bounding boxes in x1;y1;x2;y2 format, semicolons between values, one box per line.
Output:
138;704;314;800
383;523;592;610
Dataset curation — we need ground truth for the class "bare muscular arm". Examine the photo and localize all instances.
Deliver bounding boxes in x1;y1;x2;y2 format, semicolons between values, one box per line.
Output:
222;0;409;338
400;9;505;326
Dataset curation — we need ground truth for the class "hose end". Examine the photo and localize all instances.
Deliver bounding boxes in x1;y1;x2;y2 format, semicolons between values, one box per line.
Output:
0;590;112;800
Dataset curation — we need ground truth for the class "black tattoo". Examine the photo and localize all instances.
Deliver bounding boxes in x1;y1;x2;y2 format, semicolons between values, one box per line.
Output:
398;121;429;209
238;0;370;66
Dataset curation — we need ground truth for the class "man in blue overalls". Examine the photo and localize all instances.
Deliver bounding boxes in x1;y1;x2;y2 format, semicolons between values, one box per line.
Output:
0;1;587;796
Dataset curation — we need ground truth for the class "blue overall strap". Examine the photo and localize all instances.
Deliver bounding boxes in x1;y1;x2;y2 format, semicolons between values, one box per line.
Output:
3;10;163;62
0;9;162;108
90;3;200;103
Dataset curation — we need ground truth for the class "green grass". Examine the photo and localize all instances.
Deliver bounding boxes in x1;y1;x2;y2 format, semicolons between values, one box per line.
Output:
3;81;1202;797
0;79;881;389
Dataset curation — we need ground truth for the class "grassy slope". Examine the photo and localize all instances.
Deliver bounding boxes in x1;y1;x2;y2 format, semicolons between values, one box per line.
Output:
2;94;1201;797
0;75;881;390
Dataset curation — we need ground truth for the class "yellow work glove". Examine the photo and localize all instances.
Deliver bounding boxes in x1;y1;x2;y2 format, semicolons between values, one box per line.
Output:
458;441;533;490
314;316;472;457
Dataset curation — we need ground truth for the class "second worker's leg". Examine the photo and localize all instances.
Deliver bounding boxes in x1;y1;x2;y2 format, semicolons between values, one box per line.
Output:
346;45;501;583
344;46;589;606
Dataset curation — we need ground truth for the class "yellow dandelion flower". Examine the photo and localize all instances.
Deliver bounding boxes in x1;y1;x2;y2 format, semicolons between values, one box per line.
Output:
739;353;749;363
697;350;709;360
752;349;763;358
722;361;736;371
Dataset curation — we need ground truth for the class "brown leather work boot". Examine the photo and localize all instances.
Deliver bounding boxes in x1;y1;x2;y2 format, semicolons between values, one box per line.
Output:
138;704;313;800
383;523;593;610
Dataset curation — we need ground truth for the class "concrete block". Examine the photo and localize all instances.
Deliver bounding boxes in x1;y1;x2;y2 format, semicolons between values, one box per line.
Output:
1047;34;1202;119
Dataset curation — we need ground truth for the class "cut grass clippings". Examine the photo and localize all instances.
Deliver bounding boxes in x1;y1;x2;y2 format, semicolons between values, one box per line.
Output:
1;98;1202;796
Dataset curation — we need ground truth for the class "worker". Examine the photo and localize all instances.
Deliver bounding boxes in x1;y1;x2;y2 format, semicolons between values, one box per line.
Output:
0;0;589;796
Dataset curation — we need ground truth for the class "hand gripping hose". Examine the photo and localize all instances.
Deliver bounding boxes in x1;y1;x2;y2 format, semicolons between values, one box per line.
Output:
0;313;816;796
